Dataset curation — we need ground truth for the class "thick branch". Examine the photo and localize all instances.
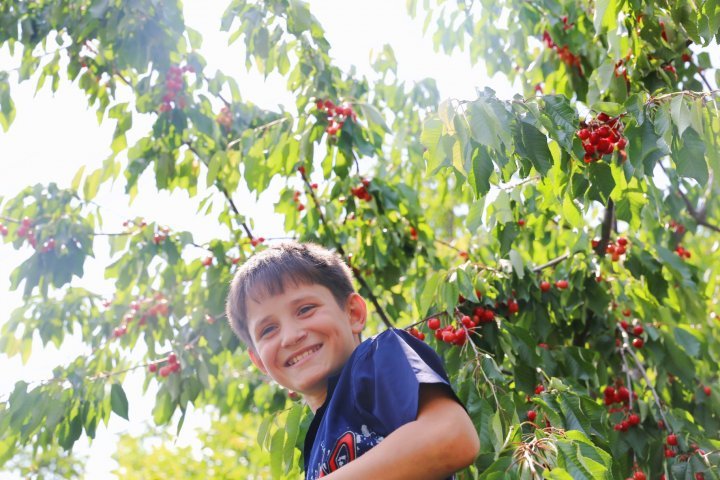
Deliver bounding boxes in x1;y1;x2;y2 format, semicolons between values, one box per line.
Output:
594;199;614;256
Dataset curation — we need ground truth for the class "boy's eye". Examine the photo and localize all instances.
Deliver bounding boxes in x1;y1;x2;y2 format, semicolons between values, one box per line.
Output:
298;305;316;316
259;325;276;337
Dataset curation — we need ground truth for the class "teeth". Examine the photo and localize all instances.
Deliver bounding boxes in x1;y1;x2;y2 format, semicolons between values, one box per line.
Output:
288;345;321;366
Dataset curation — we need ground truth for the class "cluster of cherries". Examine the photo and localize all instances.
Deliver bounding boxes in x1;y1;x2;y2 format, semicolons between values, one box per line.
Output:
148;352;181;377
158;64;193;112
542;31;583;75
668;219;686;234
217;106;233;128
674;244;692;259
539;279;568;292
593;236;629;262
153;225;171;245
293;189;306;212
15;217;39;249
315;99;356;136
577;112;627;164
603;385;641;432
108;293;170;338
250;236;266;247
350;179;372;202
619;311;646;349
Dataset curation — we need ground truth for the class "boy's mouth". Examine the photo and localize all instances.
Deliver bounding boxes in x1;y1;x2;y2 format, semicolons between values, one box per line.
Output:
286;344;322;367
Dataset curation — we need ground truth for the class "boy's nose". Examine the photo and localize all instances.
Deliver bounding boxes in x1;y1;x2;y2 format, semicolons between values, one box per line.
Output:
280;325;307;347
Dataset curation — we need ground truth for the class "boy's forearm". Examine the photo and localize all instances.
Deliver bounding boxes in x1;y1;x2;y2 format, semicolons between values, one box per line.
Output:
321;385;479;480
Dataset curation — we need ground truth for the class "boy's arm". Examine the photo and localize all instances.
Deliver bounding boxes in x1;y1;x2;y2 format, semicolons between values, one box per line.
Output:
322;383;480;480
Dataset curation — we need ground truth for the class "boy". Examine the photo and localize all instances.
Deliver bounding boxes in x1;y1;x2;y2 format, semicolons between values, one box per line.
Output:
226;242;479;479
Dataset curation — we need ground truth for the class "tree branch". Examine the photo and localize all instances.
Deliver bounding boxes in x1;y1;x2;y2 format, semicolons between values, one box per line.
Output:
594;199;615;256
299;170;393;329
185;143;254;239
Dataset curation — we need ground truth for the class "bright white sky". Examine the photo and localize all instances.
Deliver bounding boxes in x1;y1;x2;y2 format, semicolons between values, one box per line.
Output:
0;1;517;477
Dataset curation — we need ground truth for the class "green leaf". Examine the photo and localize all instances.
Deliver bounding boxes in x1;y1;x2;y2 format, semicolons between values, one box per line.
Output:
358;103;390;133
509;249;524;279
270;428;284;479
469;146;494;197
283;405;303;472
673;129;708;186
673;326;701;358
110;383;129;420
518;121;552;176
670;95;693;137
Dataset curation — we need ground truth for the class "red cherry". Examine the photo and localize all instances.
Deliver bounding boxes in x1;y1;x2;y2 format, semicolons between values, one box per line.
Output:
555;279;568;290
482;309;495;323
591;239;600;248
202;256;213;267
632;325;644;336
617;386;630;402
297;204;305;211
148;363;158;373
632;338;644;348
159;365;172;377
442;330;455;343
527;410;537;421
21;217;32;228
628;413;640;426
508;299;519;314
620;320;630;331
417;331;426;341
665;448;676;458
622;308;632;317
540;281;551;292
535;384;545;395
168;353;177;364
633;471;646;480
667;434;678;446
597;112;610;122
427;318;441;330
517;219;525;227
617;237;628;246
704;386;712;396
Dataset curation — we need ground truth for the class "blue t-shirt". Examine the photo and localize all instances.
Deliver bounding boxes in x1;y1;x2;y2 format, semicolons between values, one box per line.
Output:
303;328;460;479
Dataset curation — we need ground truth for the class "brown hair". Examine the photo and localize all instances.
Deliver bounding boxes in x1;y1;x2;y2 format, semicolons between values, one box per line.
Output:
226;242;356;349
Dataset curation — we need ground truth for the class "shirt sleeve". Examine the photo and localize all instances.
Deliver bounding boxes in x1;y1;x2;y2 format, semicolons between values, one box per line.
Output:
350;328;457;435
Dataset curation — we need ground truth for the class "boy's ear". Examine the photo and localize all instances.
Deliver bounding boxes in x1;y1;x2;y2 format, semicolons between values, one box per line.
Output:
248;348;268;374
346;292;367;335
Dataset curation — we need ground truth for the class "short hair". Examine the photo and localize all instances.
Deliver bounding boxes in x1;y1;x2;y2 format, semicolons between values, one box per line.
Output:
226;242;356;349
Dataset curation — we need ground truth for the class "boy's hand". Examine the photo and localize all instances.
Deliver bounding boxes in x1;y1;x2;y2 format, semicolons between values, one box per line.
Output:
321;383;479;479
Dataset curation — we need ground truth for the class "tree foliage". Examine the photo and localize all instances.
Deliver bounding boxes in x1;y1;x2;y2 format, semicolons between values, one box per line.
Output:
1;0;719;478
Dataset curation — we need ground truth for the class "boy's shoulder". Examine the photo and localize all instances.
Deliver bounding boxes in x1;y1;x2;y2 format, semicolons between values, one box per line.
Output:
304;327;457;478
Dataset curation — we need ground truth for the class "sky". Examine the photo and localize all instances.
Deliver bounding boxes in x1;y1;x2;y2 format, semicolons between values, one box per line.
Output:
0;1;518;477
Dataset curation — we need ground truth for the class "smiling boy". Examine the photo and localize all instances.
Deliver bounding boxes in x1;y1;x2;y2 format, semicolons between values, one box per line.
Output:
226;242;479;479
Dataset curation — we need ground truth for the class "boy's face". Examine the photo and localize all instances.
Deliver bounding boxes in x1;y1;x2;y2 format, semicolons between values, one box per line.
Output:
245;282;366;411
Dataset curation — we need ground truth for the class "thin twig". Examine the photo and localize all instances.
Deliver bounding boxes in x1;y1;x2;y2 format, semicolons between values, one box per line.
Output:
532;252;571;273
624;343;672;432
185;143;254;239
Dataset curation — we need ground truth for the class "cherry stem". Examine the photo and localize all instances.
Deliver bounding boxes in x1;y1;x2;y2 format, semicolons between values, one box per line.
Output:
623;341;672;433
617;332;634;412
